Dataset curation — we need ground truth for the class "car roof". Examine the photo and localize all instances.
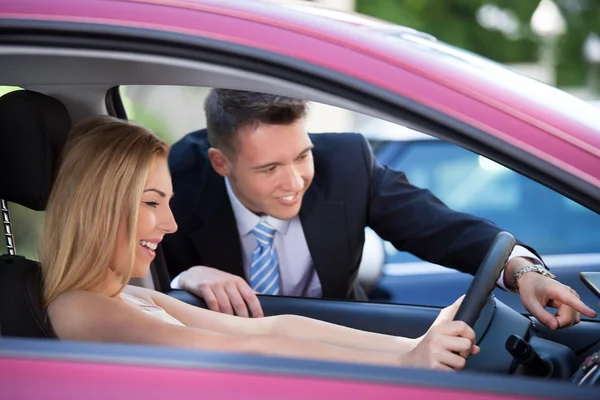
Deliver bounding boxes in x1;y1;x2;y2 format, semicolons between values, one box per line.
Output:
4;0;597;132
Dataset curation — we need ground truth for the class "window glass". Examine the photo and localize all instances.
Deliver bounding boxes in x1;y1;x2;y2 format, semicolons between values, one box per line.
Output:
1;203;43;260
119;86;211;145
0;86;20;97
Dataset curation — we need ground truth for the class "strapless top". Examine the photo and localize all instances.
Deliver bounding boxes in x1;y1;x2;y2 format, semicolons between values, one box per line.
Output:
121;292;185;326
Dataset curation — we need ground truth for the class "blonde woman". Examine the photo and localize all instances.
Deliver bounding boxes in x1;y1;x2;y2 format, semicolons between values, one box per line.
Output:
43;116;479;371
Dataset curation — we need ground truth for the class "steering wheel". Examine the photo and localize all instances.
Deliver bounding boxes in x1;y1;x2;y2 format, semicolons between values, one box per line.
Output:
453;231;516;327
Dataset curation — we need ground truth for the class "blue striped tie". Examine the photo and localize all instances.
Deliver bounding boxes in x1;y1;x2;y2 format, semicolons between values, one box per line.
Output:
250;220;280;295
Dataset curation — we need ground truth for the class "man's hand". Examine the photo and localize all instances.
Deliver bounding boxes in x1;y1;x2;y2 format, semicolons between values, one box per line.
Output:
506;257;597;329
179;266;264;318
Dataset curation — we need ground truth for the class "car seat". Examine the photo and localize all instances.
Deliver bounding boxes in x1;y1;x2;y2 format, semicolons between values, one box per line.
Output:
0;90;71;337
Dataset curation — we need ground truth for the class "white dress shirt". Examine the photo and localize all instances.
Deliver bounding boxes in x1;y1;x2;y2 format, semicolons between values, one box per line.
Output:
171;179;542;294
222;179;323;297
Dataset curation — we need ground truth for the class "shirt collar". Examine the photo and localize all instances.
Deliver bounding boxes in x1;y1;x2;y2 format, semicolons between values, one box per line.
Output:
225;178;291;236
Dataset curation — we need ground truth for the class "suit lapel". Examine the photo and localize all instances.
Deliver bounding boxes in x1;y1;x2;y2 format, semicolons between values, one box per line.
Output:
300;183;349;299
189;171;245;278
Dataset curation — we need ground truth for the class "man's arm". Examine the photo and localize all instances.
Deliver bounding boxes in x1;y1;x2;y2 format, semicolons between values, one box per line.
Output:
499;246;542;290
357;135;595;327
359;135;541;285
360;136;521;275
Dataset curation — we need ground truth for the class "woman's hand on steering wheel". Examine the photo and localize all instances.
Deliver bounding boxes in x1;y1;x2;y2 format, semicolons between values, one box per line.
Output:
402;317;479;371
431;295;465;328
417;295;465;341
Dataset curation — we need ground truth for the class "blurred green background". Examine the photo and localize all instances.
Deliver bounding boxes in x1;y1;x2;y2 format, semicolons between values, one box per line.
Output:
354;0;600;89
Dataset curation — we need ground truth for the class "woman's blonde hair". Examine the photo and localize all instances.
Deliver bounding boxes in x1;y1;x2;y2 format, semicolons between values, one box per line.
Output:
41;115;169;307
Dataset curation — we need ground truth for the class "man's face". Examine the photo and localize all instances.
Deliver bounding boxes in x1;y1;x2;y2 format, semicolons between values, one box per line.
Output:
212;120;314;220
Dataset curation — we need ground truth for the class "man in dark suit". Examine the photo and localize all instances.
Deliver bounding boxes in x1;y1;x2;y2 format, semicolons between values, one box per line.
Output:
160;89;595;328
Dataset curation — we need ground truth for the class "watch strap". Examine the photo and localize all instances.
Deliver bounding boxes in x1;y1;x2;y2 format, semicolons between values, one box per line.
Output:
513;264;555;292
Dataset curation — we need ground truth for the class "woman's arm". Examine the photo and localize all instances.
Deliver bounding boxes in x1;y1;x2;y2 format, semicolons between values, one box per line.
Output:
139;286;418;354
264;314;418;354
48;290;403;367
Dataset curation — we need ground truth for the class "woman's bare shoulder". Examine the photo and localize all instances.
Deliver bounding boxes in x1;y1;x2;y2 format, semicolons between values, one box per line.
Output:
49;290;118;321
47;288;207;348
47;290;143;340
49;290;112;315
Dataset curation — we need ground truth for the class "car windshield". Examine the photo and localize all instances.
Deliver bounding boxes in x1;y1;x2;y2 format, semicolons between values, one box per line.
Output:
378;140;600;262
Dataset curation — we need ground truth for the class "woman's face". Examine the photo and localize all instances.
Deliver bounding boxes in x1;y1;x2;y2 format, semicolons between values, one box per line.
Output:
112;156;178;278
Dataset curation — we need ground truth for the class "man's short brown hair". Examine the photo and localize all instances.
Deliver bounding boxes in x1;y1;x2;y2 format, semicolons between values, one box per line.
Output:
204;89;308;155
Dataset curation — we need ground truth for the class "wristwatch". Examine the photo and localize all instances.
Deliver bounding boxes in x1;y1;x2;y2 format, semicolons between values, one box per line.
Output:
513;264;556;292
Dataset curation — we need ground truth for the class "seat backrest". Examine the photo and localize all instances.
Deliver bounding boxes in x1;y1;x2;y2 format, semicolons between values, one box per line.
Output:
0;255;56;337
0;90;72;338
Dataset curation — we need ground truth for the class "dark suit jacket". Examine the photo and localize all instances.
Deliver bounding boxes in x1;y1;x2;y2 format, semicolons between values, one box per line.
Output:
158;129;529;299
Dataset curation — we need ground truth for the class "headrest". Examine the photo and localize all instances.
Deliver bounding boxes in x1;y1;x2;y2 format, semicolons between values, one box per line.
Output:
0;90;72;211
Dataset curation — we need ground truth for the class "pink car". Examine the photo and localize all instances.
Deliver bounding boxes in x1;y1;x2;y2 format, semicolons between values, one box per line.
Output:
0;0;599;398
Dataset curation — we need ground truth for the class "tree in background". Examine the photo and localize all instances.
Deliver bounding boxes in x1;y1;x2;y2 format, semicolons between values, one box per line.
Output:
355;0;600;89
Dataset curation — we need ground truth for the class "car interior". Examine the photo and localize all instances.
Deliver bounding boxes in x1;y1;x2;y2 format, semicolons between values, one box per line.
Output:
1;35;600;395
